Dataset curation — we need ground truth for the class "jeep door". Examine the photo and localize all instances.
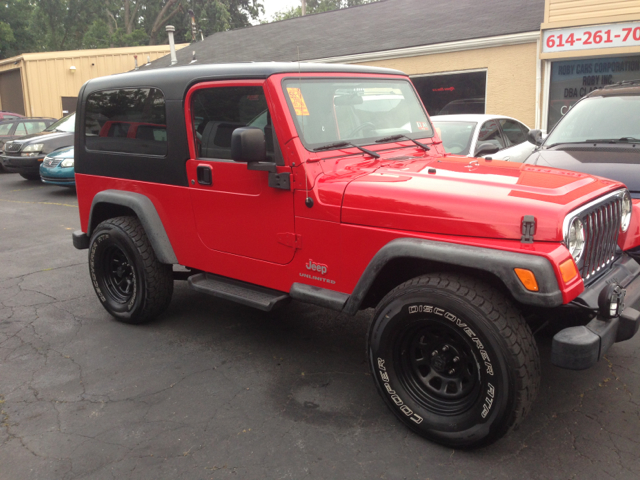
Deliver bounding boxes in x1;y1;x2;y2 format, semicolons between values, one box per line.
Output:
185;80;295;265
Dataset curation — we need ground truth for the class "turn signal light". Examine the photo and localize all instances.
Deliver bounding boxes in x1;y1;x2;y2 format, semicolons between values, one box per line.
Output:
514;268;539;292
559;259;578;283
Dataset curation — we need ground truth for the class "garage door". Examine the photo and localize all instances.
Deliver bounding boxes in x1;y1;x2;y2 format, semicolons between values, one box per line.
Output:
0;69;26;115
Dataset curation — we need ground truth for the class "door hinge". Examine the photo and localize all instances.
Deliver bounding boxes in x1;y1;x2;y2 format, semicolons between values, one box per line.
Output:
521;215;536;244
277;232;302;249
269;172;290;190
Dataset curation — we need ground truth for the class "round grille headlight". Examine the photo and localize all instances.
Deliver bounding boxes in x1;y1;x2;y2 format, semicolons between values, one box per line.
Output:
621;191;632;232
566;217;585;262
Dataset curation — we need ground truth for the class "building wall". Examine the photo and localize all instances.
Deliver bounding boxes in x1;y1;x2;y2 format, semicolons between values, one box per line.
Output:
360;42;539;128
544;0;640;28
0;45;187;118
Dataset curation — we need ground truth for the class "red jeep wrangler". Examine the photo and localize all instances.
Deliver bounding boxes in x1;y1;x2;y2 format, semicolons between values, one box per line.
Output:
73;63;640;448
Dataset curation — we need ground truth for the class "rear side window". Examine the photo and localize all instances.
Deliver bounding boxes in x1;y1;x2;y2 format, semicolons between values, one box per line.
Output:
84;88;167;156
14;123;27;135
0;123;13;135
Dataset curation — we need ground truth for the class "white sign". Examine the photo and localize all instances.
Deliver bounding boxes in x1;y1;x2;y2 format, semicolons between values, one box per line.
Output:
542;21;640;53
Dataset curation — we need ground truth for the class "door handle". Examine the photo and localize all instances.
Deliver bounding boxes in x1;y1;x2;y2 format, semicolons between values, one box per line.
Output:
197;165;212;185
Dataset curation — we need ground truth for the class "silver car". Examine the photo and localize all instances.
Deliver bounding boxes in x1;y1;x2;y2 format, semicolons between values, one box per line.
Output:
431;114;536;162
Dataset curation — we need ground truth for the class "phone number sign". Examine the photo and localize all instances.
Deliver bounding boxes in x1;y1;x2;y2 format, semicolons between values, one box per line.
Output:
543;22;640;53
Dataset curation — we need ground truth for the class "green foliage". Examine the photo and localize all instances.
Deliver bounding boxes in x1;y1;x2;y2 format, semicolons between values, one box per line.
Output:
0;0;265;58
271;0;376;22
0;0;37;59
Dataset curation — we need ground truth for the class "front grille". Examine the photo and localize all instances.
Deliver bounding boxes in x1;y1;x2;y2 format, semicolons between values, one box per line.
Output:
4;142;20;153
43;158;62;167
577;193;623;281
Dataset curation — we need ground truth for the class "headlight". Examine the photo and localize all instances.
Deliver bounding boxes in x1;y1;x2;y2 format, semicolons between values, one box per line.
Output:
565;217;585;262
60;158;74;168
22;144;44;153
621;191;631;232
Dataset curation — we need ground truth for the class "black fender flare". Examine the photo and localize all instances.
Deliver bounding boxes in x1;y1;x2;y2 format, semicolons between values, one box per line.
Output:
341;238;563;314
87;190;178;264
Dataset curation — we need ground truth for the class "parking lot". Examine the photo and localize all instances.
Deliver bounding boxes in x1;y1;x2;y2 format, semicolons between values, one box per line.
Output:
0;170;639;479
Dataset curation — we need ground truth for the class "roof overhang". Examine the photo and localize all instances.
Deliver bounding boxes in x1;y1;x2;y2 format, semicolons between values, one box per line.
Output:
310;31;541;64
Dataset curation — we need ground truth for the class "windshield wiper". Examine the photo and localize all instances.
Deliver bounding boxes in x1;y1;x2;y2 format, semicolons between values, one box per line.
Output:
585;137;640;143
375;134;430;151
313;141;380;158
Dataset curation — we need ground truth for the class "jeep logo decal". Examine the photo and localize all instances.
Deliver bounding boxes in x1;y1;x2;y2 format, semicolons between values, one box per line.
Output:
306;259;327;275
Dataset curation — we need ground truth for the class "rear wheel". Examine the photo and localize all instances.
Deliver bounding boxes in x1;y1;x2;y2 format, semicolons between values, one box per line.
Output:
20;173;40;181
89;216;173;324
368;273;539;448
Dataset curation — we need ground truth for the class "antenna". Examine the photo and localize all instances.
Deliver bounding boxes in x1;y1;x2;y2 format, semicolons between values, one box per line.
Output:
297;46;313;208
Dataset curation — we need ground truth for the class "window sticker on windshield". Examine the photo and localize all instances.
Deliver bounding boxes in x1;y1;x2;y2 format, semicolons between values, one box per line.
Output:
287;88;310;116
417;121;430;131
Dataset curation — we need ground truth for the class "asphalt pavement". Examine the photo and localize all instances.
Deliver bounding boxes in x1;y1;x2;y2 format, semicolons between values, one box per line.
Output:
0;171;639;479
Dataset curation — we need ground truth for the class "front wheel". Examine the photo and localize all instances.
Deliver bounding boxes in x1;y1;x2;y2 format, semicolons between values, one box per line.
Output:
89;216;173;324
368;273;539;448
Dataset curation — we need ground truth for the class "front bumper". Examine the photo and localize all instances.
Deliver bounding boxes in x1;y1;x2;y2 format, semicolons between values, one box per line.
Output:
1;154;44;174
552;254;640;370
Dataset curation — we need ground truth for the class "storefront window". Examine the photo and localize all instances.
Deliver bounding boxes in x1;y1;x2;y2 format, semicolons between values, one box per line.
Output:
411;71;486;116
547;55;640;130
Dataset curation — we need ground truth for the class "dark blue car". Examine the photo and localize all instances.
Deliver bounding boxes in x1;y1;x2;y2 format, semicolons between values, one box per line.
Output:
40;146;75;187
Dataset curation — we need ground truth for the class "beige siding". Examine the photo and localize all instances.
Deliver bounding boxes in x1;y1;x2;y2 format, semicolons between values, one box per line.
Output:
0;45;186;118
22;47;182;118
545;0;640;28
360;42;539;128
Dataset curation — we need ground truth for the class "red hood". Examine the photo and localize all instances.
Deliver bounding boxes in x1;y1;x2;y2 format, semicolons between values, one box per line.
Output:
337;154;624;241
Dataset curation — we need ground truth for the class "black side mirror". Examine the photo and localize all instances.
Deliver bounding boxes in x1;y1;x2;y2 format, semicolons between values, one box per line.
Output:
527;129;543;146
475;142;500;157
231;127;267;163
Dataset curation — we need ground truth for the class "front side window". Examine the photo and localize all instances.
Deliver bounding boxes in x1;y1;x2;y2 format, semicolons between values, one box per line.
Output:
24;121;46;134
477;120;505;151
282;78;432;150
432;121;477;155
84;88;166;156
191;86;275;161
14;123;27;135
499;119;528;146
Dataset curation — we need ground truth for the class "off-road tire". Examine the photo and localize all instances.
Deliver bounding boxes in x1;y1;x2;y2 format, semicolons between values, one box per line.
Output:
368;273;540;448
89;216;173;324
20;173;40;181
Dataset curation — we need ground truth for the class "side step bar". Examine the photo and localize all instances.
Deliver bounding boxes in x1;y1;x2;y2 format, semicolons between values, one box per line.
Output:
188;273;290;311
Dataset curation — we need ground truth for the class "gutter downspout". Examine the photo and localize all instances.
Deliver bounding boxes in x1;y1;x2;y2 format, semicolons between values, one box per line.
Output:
535;37;542;130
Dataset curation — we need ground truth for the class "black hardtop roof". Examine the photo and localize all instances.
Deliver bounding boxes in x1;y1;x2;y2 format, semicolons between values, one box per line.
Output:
82;62;406;100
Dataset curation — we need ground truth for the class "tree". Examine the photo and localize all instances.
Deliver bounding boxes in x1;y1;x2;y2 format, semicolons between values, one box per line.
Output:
271;0;375;22
31;0;104;51
0;0;38;59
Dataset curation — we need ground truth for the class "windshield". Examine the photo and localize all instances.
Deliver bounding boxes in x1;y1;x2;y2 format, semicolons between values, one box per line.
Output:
545;96;640;146
44;113;75;133
282;78;433;150
432;121;477;155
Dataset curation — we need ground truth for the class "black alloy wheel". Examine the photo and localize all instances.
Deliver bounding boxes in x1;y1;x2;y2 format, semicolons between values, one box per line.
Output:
396;320;481;416
102;245;135;304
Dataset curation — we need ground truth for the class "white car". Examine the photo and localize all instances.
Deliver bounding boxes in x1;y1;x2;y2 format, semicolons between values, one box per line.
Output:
430;114;536;163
